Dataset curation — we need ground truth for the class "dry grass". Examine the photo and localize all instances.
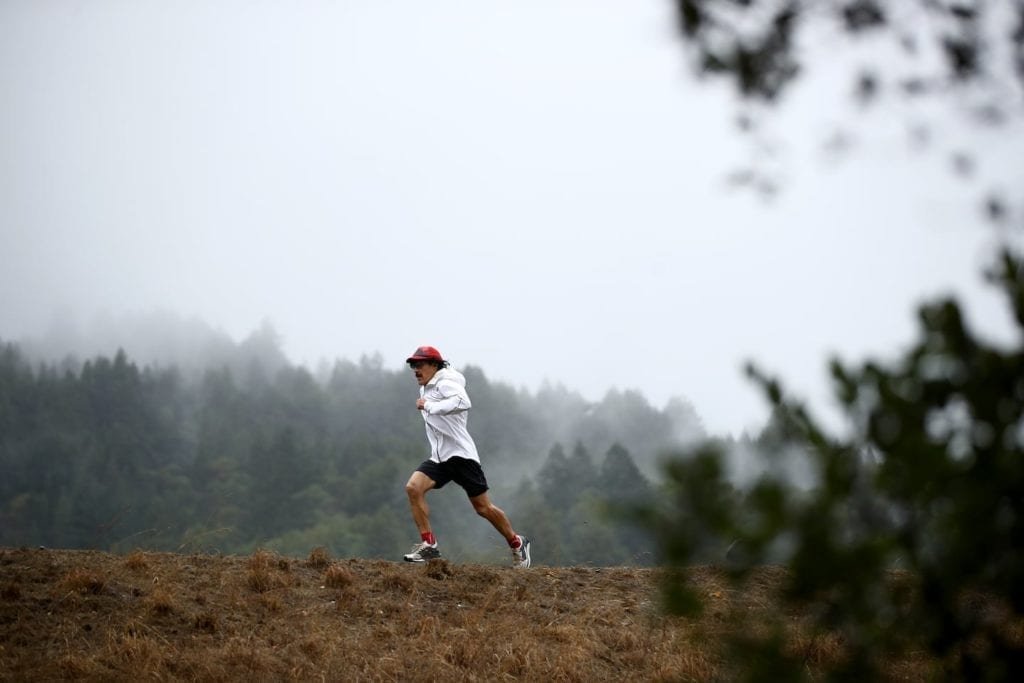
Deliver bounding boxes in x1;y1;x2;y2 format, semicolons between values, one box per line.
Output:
124;550;150;572
146;587;176;616
246;549;291;593
58;568;106;595
323;562;356;589
0;547;943;681
306;546;331;569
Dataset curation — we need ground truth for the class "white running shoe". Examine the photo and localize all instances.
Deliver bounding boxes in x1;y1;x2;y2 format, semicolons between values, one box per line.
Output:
403;542;441;563
511;536;531;569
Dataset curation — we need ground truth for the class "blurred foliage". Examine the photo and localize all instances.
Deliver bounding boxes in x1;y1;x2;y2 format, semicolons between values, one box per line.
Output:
673;0;1023;106
640;249;1024;679
672;0;1024;209
0;338;678;566
661;3;1024;674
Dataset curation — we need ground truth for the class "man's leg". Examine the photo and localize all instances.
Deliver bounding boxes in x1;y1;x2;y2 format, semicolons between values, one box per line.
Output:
470;491;531;568
468;491;516;542
405;471;437;537
404;471;442;562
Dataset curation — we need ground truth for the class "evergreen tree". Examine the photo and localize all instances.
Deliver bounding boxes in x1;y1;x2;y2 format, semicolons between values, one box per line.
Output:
536;443;573;512
598;444;656;565
599;443;653;503
568;441;598;493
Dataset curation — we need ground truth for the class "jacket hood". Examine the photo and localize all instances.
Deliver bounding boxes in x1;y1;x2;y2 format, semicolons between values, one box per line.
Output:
429;367;466;387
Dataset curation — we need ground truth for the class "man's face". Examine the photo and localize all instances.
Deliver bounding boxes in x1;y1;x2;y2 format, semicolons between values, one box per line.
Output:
410;361;438;386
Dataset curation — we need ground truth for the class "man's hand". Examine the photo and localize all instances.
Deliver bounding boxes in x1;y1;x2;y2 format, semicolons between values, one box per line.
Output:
416;398;427;411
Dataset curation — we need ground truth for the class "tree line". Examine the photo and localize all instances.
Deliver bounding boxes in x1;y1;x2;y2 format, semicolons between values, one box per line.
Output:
0;340;712;566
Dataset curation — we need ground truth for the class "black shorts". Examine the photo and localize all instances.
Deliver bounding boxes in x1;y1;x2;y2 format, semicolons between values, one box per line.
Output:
416;457;489;498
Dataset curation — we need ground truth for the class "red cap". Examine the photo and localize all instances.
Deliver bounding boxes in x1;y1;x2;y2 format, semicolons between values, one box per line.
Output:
406;345;444;363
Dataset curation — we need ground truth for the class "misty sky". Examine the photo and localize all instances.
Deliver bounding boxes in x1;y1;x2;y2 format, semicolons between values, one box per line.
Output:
2;1;1022;436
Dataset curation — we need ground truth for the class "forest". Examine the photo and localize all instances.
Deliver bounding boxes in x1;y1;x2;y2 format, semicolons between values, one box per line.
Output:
0;334;728;567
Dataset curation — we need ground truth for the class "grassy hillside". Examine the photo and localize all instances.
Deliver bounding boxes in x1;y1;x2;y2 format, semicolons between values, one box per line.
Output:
1;547;932;681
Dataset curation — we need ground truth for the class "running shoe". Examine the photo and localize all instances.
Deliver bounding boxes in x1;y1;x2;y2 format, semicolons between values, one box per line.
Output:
403;542;441;563
511;536;531;569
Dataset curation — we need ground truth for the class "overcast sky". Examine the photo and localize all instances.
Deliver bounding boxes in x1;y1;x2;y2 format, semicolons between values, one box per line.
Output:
2;1;1022;436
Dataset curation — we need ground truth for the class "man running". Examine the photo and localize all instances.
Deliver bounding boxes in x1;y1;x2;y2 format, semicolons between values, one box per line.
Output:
402;345;531;569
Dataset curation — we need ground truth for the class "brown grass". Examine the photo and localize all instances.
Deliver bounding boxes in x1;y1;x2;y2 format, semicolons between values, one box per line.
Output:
306;546;331;569
245;549;290;593
323;562;356;589
58;568;106;595
0;547;941;681
146;587;176;616
124;550;150;572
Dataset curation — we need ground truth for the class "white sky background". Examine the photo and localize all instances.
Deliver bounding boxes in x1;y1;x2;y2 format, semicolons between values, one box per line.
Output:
1;1;1022;436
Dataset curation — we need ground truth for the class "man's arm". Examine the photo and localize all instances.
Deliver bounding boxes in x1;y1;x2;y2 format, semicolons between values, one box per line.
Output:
421;380;472;415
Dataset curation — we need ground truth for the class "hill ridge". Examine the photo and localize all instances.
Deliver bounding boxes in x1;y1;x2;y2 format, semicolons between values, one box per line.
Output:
1;546;720;681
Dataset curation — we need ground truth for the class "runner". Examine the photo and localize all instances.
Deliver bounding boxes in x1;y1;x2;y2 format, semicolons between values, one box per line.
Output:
401;345;531;569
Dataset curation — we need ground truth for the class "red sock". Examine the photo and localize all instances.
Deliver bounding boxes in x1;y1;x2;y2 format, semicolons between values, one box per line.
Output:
421;531;436;545
509;535;521;549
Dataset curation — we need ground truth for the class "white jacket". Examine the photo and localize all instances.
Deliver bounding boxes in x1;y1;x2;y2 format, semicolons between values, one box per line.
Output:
419;367;480;463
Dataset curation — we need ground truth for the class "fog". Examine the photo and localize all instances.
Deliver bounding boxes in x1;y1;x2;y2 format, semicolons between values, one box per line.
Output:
2;1;1022;437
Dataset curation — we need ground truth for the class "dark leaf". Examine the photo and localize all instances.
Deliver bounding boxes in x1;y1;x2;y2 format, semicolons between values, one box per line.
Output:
943;37;979;79
842;0;887;32
675;0;705;37
948;4;977;22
